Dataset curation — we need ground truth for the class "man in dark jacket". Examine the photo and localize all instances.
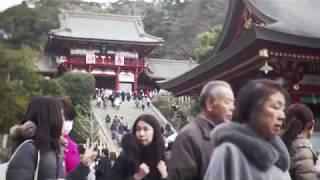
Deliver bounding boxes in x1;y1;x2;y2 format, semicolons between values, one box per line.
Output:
95;148;112;180
168;80;235;180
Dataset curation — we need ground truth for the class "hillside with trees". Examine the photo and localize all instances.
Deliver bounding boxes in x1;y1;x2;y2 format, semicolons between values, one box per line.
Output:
0;0;228;61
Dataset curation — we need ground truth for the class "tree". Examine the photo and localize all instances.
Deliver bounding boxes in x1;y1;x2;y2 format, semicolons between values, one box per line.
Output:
58;72;95;109
39;78;65;96
0;44;43;132
70;105;91;143
194;24;222;63
0;3;59;49
58;72;95;143
143;7;173;39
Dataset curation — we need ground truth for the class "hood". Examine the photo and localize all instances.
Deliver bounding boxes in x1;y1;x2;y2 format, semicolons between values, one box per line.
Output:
121;133;140;153
211;123;290;172
291;138;313;153
9;121;37;141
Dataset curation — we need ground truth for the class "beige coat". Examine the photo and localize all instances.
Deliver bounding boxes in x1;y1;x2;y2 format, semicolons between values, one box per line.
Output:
290;139;318;180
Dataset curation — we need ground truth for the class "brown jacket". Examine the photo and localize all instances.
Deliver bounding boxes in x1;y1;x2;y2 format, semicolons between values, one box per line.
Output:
168;116;215;180
290;139;318;180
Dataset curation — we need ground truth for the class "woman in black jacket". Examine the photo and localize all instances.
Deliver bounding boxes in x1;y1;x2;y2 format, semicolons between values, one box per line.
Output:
110;114;167;180
6;96;97;180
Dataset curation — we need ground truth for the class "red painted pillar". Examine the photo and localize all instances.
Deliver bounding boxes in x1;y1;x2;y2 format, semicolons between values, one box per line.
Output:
291;93;300;103
115;67;120;91
89;65;92;72
134;71;138;94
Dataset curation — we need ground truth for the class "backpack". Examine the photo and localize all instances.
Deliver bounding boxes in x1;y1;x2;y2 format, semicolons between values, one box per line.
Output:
0;140;40;180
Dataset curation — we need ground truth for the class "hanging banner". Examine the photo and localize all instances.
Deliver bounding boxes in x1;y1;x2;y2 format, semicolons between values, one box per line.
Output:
115;54;125;66
299;75;320;85
70;49;99;56
108;50;138;59
119;72;134;82
300;96;320;104
86;53;96;64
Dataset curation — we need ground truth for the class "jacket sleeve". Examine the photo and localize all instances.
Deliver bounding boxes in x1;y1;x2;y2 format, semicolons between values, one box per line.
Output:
95;159;104;177
291;149;318;180
167;133;198;180
95;158;111;177
109;152;134;180
66;163;90;180
6;142;37;180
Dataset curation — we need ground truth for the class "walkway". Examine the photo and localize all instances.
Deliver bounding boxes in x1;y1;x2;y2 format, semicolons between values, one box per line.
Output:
88;99;176;180
91;99;170;151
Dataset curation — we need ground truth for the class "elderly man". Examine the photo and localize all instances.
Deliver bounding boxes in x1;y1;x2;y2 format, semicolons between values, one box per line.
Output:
168;80;235;180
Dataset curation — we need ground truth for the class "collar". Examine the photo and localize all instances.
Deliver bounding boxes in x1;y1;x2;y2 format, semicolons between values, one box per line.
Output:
194;116;216;140
292;138;313;150
199;114;216;127
291;138;318;160
211;123;290;172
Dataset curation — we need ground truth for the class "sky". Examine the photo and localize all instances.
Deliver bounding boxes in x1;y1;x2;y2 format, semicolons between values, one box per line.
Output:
0;0;123;12
0;0;25;11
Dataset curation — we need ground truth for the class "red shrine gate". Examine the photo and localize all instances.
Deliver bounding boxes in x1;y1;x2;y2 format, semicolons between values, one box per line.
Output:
45;10;163;93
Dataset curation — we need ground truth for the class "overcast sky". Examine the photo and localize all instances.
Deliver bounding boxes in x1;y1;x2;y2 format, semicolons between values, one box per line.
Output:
0;0;25;11
0;0;120;12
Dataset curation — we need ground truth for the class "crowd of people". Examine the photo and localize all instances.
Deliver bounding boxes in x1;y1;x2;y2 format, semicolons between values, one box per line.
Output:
95;88;155;111
4;79;320;180
109;115;130;144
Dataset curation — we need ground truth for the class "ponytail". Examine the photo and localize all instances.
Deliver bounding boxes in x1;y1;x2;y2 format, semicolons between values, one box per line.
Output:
282;117;303;148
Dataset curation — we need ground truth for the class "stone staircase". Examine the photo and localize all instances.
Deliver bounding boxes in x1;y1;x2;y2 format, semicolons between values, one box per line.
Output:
91;99;176;153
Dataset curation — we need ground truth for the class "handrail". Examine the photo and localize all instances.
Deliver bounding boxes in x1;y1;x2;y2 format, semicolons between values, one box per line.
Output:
90;108;120;153
150;103;177;134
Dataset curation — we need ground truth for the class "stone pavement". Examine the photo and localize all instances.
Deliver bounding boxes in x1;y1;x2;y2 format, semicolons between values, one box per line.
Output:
92;99;165;130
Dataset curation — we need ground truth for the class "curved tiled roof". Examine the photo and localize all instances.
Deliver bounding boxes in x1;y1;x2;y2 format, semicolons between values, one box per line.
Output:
145;58;198;80
246;0;320;39
50;10;163;44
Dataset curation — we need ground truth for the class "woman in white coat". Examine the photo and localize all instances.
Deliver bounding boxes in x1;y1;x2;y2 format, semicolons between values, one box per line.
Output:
204;79;291;180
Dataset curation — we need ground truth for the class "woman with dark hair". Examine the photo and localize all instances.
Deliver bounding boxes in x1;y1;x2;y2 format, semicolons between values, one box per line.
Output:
6;96;97;180
204;79;291;180
110;114;167;180
282;103;318;180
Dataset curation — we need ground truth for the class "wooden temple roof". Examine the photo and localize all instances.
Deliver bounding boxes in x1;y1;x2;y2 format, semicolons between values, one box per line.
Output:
215;0;320;54
145;58;198;80
159;0;320;94
48;10;164;45
246;0;320;39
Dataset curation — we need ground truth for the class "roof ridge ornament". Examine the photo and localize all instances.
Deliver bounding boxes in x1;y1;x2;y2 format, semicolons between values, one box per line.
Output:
244;17;253;29
260;61;273;74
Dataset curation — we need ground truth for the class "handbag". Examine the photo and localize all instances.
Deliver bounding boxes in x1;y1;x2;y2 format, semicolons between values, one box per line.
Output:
0;140;40;180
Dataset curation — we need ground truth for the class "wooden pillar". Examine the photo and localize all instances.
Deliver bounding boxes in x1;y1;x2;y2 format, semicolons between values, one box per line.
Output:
134;68;138;94
115;67;120;91
89;65;92;72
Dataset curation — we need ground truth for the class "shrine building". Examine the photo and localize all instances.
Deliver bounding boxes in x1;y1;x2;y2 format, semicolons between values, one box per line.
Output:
45;10;164;93
159;0;320;115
